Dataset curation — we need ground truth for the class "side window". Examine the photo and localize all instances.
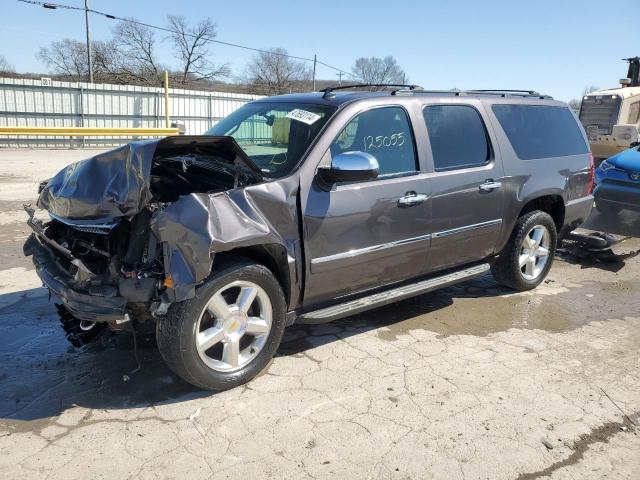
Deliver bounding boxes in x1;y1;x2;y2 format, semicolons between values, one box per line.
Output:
423;105;491;171
492;104;588;160
330;106;417;176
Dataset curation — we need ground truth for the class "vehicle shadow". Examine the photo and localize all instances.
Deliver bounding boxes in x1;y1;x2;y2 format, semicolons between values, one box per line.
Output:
1;239;633;423
0;287;207;422
0;275;515;423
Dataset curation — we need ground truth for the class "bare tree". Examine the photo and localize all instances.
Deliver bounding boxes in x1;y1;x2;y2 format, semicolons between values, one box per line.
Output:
92;39;137;84
568;86;600;113
351;56;407;88
109;19;162;84
0;54;15;74
37;38;123;83
245;48;311;95
37;39;88;81
167;15;229;84
37;24;160;85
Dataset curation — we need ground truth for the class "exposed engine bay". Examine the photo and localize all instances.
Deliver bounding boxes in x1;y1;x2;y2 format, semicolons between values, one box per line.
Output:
150;149;262;203
24;136;267;341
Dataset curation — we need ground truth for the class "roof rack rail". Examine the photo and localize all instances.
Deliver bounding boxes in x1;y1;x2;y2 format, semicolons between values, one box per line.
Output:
320;83;423;99
317;86;552;100
464;89;552;99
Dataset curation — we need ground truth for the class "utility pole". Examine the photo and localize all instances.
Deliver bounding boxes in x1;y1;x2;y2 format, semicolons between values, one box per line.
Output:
337;72;343;86
312;54;317;91
84;0;94;83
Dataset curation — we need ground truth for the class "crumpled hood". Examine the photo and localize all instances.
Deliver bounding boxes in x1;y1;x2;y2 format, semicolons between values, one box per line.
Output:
37;136;262;220
607;147;640;172
38;140;157;220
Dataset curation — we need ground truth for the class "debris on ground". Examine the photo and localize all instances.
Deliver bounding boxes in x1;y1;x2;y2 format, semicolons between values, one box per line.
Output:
560;231;639;265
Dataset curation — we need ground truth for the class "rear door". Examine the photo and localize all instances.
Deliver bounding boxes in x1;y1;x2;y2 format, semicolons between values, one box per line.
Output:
420;102;506;271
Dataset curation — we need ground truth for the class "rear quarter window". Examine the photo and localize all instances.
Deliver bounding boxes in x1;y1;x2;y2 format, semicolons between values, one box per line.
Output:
491;104;588;160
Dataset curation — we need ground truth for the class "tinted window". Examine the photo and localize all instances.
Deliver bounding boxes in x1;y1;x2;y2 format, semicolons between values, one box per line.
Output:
423;105;490;171
492;104;588;160
330;106;417;176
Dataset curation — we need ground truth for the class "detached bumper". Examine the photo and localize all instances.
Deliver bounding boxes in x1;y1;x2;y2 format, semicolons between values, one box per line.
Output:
24;234;127;322
561;196;594;236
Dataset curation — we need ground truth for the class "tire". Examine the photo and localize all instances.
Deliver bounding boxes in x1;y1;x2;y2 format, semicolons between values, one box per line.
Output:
491;210;557;291
156;258;287;391
595;200;621;216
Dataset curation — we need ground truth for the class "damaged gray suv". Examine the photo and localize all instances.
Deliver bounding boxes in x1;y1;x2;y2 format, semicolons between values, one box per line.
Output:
24;85;594;390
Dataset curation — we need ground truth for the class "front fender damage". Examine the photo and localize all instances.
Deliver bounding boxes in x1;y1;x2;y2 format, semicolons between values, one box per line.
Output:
151;181;300;305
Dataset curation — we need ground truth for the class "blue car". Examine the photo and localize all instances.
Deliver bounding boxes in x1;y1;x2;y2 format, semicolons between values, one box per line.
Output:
594;145;640;214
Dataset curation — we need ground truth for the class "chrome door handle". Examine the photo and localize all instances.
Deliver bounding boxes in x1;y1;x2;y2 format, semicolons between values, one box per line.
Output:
479;180;502;192
398;192;428;207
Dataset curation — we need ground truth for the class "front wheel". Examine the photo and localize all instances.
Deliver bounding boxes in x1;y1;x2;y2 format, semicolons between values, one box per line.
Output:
156;259;287;390
491;210;557;291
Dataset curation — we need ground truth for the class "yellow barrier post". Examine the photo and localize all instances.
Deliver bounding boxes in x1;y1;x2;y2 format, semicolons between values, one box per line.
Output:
0;127;180;136
164;71;170;128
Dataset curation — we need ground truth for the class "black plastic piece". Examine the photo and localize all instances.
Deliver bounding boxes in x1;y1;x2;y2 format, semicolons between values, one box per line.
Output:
118;276;157;303
122;208;153;271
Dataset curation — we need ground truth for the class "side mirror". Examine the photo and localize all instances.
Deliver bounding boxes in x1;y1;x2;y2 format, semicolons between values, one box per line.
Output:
318;151;379;183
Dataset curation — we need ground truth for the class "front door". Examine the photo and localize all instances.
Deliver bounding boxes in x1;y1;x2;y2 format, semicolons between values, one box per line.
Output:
421;103;505;272
302;105;432;305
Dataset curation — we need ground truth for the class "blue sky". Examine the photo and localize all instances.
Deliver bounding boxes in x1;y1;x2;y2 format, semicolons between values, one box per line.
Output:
1;0;637;101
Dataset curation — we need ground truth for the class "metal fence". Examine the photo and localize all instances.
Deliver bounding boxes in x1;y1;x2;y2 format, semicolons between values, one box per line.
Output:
0;77;263;148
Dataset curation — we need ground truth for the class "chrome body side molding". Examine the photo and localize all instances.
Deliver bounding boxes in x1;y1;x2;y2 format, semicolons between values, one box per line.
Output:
311;233;432;265
431;219;503;238
310;219;502;265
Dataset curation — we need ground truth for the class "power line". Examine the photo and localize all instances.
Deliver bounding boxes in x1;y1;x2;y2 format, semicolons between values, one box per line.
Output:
16;0;358;80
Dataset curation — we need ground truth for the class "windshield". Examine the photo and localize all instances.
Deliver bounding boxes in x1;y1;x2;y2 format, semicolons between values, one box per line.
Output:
205;102;336;177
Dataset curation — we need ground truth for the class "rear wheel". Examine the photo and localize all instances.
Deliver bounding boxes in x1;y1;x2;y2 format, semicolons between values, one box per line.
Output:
156;259;286;390
491;210;557;291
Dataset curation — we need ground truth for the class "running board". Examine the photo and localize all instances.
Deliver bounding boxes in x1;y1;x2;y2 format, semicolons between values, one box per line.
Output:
297;263;490;324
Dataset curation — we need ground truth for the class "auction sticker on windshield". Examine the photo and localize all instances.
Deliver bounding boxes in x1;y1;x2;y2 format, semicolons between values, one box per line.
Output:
286;109;322;125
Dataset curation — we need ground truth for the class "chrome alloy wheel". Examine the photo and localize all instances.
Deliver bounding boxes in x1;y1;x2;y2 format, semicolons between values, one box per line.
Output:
519;225;551;281
195;280;273;373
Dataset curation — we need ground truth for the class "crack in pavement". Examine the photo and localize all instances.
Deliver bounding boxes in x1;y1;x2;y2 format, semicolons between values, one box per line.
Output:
514;414;638;480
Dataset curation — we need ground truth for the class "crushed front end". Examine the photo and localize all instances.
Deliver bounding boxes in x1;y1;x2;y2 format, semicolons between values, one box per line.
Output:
24;136;266;344
24;205;157;324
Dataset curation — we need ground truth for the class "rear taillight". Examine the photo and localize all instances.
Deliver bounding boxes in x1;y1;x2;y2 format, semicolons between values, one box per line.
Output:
587;152;595;194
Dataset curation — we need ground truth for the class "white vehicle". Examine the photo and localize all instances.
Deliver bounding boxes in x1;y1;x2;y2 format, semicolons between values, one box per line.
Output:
579;57;640;163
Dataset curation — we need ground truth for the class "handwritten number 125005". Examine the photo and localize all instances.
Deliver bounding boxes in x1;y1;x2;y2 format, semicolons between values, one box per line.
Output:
363;132;405;151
